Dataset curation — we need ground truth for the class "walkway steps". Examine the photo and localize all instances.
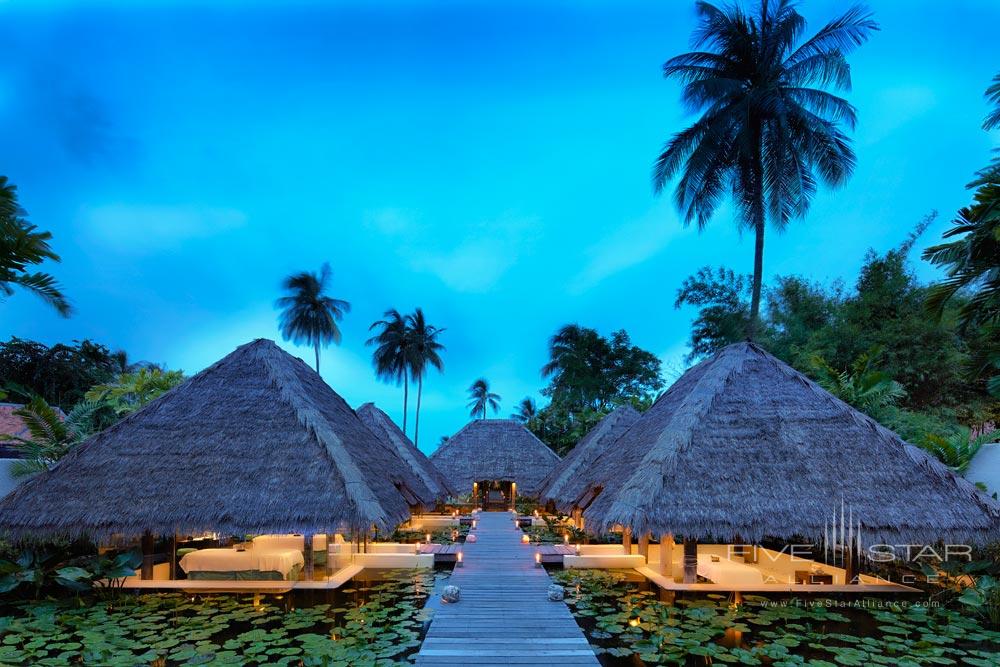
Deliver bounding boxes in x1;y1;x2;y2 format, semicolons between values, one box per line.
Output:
416;511;598;666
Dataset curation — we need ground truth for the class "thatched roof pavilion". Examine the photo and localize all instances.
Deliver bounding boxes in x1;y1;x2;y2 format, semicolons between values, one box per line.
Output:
0;339;440;540
576;342;1000;545
536;406;639;512
430;419;560;496
356;402;455;499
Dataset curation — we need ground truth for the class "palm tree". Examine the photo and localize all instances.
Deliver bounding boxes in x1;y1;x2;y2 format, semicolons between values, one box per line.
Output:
0;177;70;316
924;167;1000;332
653;1;876;336
984;71;1000;131
406;308;445;450
367;309;412;434
466;378;501;419
1;396;99;478
275;263;350;372
511;397;537;423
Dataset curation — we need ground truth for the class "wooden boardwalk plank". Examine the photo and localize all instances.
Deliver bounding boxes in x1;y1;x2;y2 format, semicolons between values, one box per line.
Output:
416;512;598;667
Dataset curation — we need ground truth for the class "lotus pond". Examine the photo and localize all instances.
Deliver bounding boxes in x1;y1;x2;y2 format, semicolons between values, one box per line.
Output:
0;568;447;666
551;569;1000;666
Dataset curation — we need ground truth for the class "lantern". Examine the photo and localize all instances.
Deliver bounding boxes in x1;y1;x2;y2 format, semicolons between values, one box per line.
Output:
456;551;464;567
521;534;530;544
534;551;542;567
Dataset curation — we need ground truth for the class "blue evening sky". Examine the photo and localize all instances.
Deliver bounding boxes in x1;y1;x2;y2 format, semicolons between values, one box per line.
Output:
2;0;998;452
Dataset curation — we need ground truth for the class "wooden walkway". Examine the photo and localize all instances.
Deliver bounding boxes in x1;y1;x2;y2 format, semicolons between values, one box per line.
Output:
416;512;599;666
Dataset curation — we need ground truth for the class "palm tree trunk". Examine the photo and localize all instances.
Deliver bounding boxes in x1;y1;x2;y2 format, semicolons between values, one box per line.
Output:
748;217;765;339
414;375;423;449
314;343;320;373
747;131;766;340
402;374;409;435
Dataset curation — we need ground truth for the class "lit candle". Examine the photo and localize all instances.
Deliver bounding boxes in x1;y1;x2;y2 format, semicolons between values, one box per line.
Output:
563;534;569;545
575;544;581;556
471;520;477;529
521;534;530;544
456;551;463;567
425;533;431;544
535;551;542;567
629;617;640;627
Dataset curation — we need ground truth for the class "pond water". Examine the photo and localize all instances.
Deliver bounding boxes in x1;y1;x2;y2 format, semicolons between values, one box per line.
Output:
551;569;1000;666
0;568;450;666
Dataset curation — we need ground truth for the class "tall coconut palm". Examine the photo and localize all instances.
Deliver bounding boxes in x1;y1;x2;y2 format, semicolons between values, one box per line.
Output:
275;263;350;372
406;308;445;450
466;378;500;419
0;177;71;317
653;1;876;336
367;309;412;434
511;397;537;423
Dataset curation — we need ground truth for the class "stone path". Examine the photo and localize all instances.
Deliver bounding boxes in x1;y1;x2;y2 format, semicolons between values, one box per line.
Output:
415;511;599;666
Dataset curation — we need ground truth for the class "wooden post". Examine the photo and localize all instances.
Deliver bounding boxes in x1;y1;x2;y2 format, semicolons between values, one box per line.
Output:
844;547;858;584
169;533;178;580
683;538;697;584
659;534;674;577
303;534;314;580
141;532;155;580
637;533;650;562
622;527;632;554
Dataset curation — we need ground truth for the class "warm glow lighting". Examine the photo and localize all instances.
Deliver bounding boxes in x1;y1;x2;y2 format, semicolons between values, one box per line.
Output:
534;551;541;567
521;534;530;544
563;534;569;545
629;617;640;627
425;533;432;544
456;551;463;566
451;530;459;541
471;520;477;529
575;545;581;556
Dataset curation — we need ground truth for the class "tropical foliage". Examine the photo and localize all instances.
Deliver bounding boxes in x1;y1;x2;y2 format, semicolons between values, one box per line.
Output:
0;396;99;478
808;348;904;420
466;378;500;419
529;325;663;453
673;219;999;464
0;177;70;317
85;367;185;416
275;262;350;372
653;1;876;334
0;338;126;410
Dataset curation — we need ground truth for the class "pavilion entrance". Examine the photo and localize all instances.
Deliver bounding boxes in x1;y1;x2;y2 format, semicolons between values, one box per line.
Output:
473;479;515;510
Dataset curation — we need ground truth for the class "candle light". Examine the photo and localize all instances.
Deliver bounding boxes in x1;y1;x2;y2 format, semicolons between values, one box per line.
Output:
425;533;431;544
451;530;459;541
575;544;581;556
471;520;477;529
521;534;530;544
563;533;569;545
535;551;542;567
456;551;463;567
628;617;640;628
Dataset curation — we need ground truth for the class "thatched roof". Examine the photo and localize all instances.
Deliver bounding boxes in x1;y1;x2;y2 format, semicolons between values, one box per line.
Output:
577;342;1000;544
356;402;455;499
536;406;639;512
0;339;438;540
430;419;560;495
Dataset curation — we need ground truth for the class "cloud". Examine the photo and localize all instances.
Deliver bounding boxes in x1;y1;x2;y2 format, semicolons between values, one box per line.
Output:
570;205;688;293
408;238;519;292
364;209;535;293
80;203;246;252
